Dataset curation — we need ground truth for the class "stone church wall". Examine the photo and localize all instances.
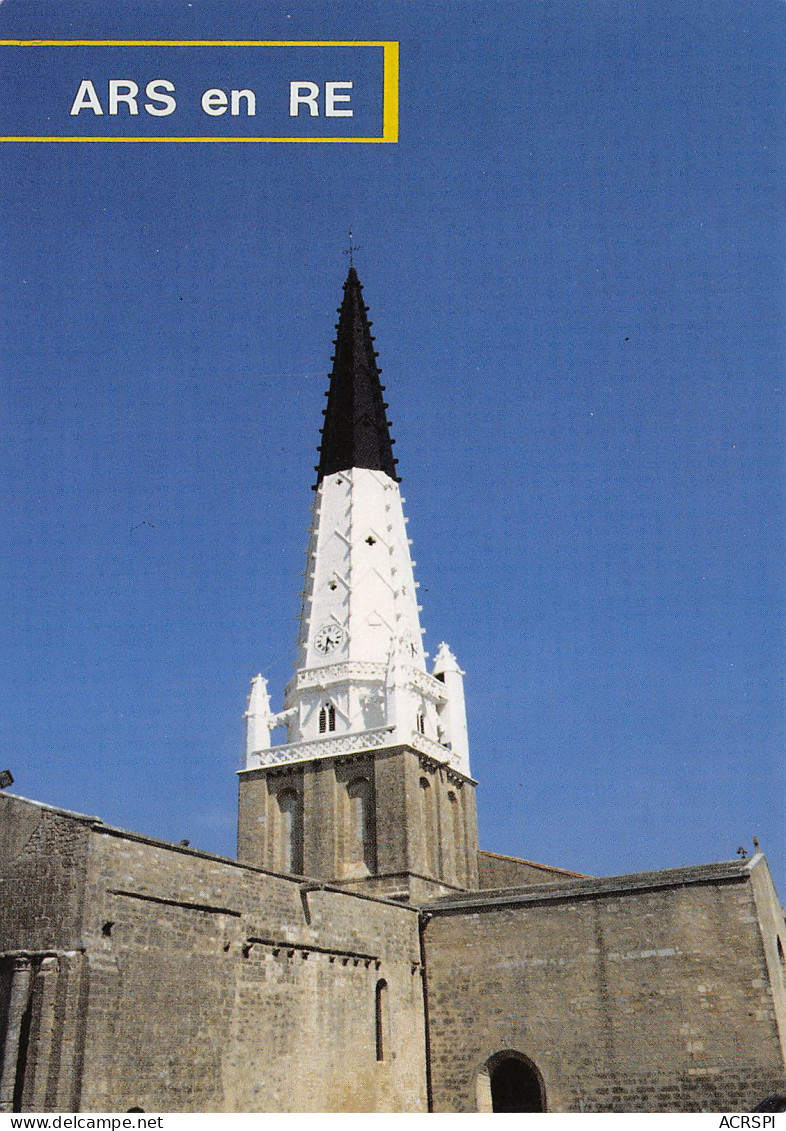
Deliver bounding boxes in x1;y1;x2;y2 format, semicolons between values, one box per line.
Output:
5;791;785;1114
1;795;91;953
1;794;428;1113
422;858;786;1113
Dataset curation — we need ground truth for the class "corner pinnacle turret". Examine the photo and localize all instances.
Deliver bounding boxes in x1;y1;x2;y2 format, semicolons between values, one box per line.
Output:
316;266;399;484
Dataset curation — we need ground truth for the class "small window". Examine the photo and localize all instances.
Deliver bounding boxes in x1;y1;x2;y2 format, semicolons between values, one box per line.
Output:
416;712;426;735
448;790;463;883
375;979;390;1061
420;776;438;874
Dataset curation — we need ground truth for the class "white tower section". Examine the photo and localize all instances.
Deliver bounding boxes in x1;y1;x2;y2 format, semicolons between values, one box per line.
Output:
296;468;425;675
245;467;470;777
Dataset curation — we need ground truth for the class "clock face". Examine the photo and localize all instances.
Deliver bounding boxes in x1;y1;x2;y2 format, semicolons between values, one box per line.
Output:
314;623;344;654
401;632;418;658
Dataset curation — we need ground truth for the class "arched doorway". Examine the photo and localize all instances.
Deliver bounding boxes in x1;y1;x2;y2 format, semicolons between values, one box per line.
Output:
478;1051;545;1112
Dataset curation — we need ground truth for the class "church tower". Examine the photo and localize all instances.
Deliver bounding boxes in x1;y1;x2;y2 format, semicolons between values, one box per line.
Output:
237;266;478;900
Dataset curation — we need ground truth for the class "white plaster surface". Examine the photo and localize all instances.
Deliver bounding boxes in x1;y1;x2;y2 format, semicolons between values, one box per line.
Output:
246;468;471;776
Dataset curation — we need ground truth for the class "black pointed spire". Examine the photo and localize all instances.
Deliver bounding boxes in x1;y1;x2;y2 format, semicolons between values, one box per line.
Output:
316;267;399;485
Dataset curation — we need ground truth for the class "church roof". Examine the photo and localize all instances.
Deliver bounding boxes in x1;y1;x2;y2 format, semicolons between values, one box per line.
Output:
316;266;399;484
421;856;760;914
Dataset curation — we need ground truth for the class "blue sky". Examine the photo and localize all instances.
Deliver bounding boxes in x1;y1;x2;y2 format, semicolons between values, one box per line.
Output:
1;1;783;893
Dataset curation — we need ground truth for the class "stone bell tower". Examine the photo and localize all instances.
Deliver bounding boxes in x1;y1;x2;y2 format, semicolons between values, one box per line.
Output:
237;266;478;901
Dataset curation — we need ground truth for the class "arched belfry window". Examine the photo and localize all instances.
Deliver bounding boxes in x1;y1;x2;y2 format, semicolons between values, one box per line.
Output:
375;979;390;1061
277;788;303;874
347;777;376;872
420;776;438;875
319;701;337;734
416;711;426;735
448;789;463;883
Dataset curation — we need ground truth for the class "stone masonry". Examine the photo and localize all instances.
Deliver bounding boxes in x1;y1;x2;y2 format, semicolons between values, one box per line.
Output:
423;860;786;1112
2;789;785;1112
1;792;427;1113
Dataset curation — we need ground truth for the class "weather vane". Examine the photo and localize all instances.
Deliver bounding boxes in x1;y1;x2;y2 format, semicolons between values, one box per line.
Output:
344;229;360;267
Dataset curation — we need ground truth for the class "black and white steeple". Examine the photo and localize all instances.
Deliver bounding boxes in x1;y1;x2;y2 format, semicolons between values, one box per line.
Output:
244;266;470;778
